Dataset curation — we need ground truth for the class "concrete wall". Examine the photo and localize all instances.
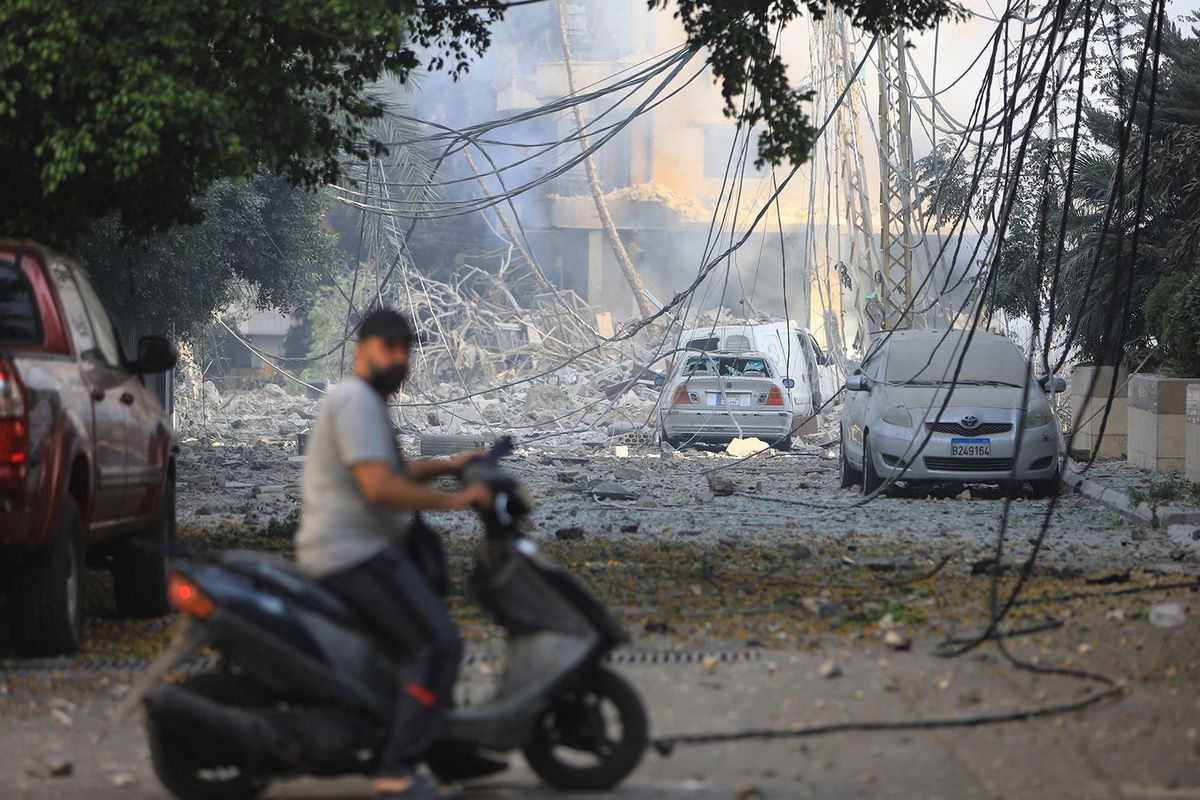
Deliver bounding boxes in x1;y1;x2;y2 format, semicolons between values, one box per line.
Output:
1068;364;1127;459
1187;384;1200;483
1127;373;1200;473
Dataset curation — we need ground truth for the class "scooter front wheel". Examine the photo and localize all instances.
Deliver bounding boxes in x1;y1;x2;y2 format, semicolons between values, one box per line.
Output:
523;666;647;791
146;673;271;800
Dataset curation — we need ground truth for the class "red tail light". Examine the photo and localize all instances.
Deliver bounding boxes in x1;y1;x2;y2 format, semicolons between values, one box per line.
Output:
0;366;28;469
168;573;214;618
766;387;785;406
671;386;693;405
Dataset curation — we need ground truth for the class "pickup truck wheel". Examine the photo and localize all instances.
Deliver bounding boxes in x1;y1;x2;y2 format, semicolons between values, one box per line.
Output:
112;479;175;618
7;496;85;656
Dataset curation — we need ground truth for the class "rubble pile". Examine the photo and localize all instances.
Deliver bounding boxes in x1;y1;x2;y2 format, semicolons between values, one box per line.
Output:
175;381;318;446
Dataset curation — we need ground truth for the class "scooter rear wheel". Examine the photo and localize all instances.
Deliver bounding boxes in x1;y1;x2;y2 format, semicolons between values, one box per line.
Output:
523;667;647;791
147;673;271;800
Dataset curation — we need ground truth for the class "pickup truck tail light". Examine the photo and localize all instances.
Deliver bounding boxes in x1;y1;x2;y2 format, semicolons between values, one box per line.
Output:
670;386;694;405
0;365;28;467
765;387;785;406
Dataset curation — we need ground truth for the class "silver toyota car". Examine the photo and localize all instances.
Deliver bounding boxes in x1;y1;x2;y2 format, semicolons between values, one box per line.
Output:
656;350;796;449
838;329;1065;496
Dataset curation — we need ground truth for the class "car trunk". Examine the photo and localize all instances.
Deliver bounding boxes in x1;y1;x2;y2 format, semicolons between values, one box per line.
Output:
676;375;785;408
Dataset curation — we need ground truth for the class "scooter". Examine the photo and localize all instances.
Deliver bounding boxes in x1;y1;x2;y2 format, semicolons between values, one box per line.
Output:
119;441;647;799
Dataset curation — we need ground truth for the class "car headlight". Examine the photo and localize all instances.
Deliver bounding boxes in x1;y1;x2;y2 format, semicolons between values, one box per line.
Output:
881;405;913;427
1024;401;1052;428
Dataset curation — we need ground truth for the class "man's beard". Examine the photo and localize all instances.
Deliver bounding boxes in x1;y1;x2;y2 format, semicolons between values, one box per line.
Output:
366;363;408;395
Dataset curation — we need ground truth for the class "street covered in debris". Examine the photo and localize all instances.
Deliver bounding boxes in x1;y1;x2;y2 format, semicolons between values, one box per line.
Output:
4;0;1200;798
2;401;1198;797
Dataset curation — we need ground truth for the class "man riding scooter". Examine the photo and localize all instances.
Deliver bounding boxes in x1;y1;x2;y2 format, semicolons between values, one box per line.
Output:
295;307;490;799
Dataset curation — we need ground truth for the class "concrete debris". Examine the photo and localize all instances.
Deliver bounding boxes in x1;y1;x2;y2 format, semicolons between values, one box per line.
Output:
586;481;639;501
725;437;770;458
883;629;912;651
554;527;586;541
1168;524;1200;546
818;660;843;679
1149;602;1187;628
26;759;72;779
706;474;738;496
1085;569;1131;585
800;597;841;618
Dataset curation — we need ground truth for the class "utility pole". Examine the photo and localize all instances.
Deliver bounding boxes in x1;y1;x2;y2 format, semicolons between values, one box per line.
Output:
827;13;884;353
554;0;655;320
875;30;918;332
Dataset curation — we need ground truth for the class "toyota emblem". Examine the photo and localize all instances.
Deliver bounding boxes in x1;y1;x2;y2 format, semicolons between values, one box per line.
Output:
960;414;980;429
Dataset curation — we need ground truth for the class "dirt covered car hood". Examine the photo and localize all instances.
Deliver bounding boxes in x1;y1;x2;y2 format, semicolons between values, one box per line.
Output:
875;383;1041;413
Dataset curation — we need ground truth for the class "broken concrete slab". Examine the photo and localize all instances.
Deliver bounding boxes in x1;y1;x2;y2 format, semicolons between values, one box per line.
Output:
586;481;640;501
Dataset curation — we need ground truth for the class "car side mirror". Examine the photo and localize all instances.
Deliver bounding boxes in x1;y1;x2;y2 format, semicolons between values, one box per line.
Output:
845;374;870;392
131;335;178;375
782;378;796;389
653;375;666;387
1038;375;1066;393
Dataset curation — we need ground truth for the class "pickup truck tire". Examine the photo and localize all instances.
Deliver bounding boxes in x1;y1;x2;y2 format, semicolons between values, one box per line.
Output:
7;496;86;656
112;479;175;618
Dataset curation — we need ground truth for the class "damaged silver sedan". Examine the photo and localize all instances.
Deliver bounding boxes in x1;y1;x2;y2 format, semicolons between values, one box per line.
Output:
656;351;795;450
839;329;1065;496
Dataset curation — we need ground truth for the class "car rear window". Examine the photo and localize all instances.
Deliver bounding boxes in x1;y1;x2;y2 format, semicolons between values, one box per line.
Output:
684;336;719;352
885;335;1031;385
0;258;42;345
683;356;773;378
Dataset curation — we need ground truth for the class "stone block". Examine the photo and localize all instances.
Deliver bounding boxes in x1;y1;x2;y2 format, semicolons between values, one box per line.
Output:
1069;364;1127;458
1127;374;1200;473
1188;384;1200;484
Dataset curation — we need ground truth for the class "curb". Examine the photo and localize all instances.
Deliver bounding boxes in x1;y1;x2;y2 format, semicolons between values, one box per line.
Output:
1063;468;1200;528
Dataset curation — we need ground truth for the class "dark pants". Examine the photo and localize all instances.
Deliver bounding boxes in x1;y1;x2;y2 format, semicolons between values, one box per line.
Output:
321;546;463;776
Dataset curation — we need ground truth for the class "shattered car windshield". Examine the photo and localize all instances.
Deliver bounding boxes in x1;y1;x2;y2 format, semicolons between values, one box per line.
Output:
683;356;773;378
885;338;1031;387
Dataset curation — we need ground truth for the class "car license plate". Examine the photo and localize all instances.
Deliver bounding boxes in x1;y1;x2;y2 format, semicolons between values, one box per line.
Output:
708;392;750;406
951;438;991;456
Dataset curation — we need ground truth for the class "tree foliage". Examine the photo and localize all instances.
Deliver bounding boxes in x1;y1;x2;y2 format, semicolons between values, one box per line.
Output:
74;174;332;340
916;4;1200;367
655;0;964;168
2;0;967;247
0;0;504;244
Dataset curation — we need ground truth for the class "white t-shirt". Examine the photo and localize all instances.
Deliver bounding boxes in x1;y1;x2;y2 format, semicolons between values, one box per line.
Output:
295;376;409;576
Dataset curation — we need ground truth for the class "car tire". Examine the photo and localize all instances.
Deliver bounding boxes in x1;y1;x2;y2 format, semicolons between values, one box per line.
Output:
862;432;884;496
659;432;680;450
7;495;86;656
1029;469;1060;499
772;435;793;452
839;435;862;489
113;478;175;618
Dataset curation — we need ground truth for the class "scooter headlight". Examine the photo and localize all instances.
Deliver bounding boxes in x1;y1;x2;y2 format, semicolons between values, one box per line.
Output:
881;405;914;427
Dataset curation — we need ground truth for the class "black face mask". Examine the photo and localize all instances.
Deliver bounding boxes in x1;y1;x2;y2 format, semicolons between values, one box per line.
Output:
366;363;408;395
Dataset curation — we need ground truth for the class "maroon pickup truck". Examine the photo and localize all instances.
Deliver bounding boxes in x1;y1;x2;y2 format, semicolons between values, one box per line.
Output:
1;241;178;656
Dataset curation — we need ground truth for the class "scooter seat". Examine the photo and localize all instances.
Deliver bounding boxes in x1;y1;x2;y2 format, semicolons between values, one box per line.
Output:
223;554;366;631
